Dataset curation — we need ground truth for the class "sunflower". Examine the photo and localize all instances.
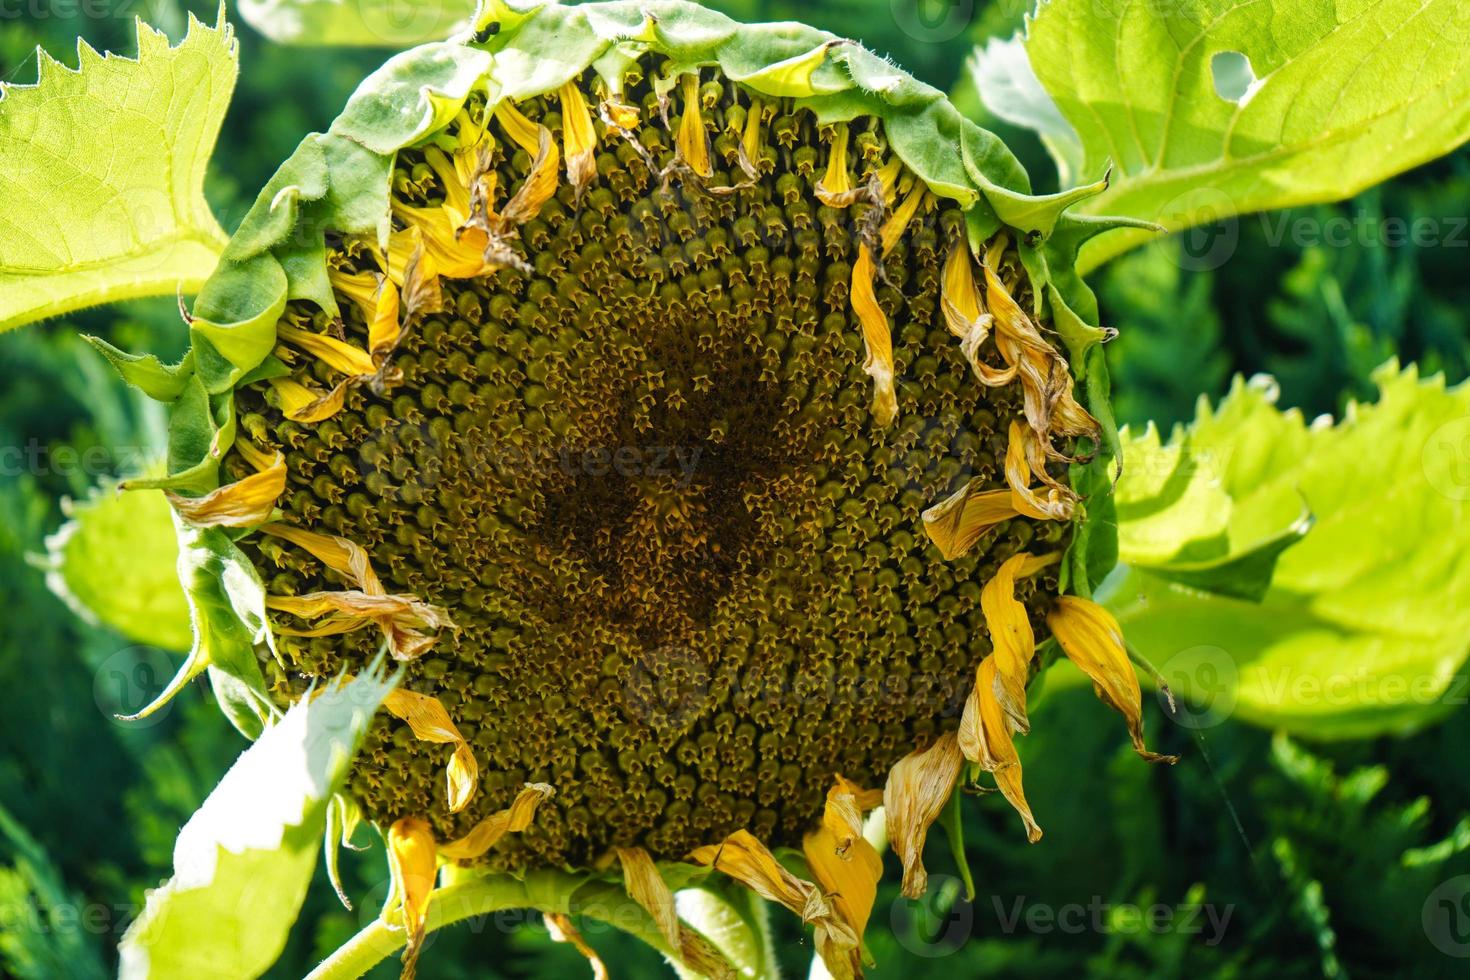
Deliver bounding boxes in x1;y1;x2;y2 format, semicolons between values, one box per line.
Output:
101;2;1173;977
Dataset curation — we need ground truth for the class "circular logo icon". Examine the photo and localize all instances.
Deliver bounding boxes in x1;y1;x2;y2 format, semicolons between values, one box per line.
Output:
1423;417;1470;502
889;0;976;43
93;646;179;728
1423;875;1470;958
1161;188;1240;271
1155;644;1238;729
623;643;712;734
890;874;973;957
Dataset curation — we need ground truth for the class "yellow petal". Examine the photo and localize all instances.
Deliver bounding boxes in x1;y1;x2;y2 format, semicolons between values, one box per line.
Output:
601;98;640;131
1047;597;1180;764
879;185;927;256
392;202;499;280
803;776;883;970
814;123;853;207
958;658;1043;842
386;817;437;980
677;73;712;178
232;436;277;474
384;688;480;813
616;846;680;949
166;452;285;528
268;376;351;423
690;830;858;979
741;96;766;169
261;522;382;593
559;81;598;193
981;553;1037;733
423;146;471;217
368;277;402;356
921;481;1020;560
496;121;560;228
438;783;554;860
850;244;897;427
546;913;609;980
494;99;542;156
1004;421;1074;521
266;589;454;663
883;732;963;899
277;323;376;377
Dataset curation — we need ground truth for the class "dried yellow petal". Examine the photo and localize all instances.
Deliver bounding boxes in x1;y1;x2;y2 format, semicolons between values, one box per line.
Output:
677;74;712;178
958;658;1043;842
166;451;285;528
386;817;437;980
559;81;598;193
438;783;554;860
1048;597;1180;764
545;913;609;980
383;688;480;813
921;481;1020;560
884;732;963;899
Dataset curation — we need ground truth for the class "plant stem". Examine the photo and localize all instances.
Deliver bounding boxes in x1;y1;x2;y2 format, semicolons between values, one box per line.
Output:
306;870;677;980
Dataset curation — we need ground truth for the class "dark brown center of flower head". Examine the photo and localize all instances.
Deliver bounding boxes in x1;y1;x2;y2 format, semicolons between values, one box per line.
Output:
227;63;1065;868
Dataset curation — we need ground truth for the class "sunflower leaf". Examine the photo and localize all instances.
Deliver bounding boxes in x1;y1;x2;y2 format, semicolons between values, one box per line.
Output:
0;11;236;331
974;0;1470;271
38;484;191;652
237;0;476;47
118;670;392;980
1107;362;1470;737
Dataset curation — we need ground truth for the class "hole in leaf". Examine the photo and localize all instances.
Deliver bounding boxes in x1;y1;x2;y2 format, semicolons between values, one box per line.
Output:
1211;50;1259;104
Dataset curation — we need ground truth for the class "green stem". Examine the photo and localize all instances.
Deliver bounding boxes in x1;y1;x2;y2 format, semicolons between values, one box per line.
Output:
306;870;677;980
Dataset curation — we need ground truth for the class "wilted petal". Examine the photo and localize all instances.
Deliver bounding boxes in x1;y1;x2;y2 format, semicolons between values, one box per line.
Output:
438;783;554;860
921;481;1020;560
803;776;883;973
167;451;285;528
884;732;963;899
546;913;609;980
559;81;599;193
676;73;712;178
850;245;897;427
1048;597;1179;764
981;553;1038;733
277;322;376;377
959;658;1043;842
384;688;480;812
386;817;437;980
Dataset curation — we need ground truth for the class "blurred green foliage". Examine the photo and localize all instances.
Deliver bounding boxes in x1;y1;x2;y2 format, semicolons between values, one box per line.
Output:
1;2;1468;978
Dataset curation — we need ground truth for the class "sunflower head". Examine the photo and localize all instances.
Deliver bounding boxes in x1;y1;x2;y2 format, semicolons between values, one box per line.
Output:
103;2;1170;976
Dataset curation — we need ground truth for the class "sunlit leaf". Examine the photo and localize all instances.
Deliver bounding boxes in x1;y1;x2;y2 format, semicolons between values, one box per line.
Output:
974;0;1470;271
117;671;392;980
237;0;476;47
0;11;236;331
39;484;191;652
1106;362;1470;737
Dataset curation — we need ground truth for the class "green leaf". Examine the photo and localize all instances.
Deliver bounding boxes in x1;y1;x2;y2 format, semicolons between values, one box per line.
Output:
237;0;476;47
118;670;392;980
1106;362;1470;737
38;484;191;652
0;11;236;331
976;0;1470;271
